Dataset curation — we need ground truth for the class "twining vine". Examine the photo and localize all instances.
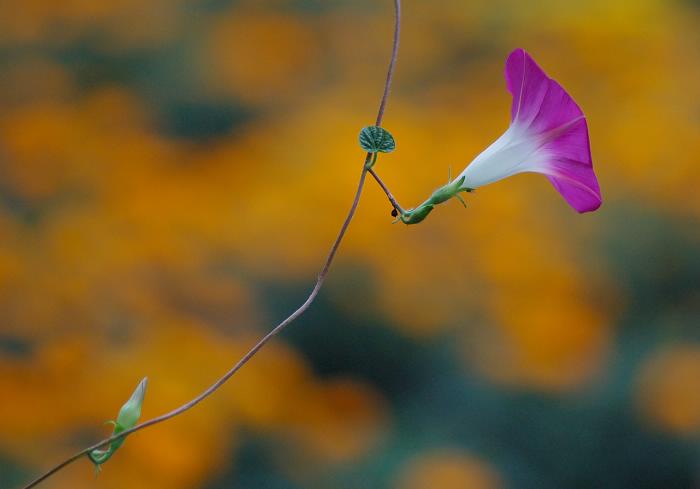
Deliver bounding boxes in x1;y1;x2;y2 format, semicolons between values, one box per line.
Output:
18;1;403;487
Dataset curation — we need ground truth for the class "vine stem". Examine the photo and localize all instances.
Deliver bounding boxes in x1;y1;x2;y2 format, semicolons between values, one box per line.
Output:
18;1;401;488
368;0;404;216
369;167;405;215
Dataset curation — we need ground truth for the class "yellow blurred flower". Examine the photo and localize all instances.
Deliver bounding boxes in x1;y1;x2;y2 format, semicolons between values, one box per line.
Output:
394;449;503;489
636;345;700;436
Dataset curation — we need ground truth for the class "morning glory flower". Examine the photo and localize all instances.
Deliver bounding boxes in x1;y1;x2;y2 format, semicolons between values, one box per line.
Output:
456;48;602;213
400;49;601;224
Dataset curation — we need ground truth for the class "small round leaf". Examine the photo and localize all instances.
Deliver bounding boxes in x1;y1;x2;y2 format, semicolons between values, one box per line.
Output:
359;126;396;153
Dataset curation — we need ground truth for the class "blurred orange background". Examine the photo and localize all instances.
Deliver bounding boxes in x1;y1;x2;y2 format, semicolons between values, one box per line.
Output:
1;1;699;488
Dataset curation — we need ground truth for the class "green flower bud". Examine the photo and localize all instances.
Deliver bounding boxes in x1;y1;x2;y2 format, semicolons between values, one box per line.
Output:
117;377;148;430
88;377;148;470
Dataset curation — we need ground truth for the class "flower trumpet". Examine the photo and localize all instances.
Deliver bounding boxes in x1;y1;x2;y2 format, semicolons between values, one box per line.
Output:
401;48;601;224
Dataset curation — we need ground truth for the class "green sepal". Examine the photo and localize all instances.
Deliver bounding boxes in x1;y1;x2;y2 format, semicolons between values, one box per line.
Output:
398;173;476;225
400;204;435;225
427;176;466;205
359;126;396;153
88;421;125;466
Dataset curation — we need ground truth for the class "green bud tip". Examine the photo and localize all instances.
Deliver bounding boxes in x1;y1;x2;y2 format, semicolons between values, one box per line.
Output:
117;377;148;430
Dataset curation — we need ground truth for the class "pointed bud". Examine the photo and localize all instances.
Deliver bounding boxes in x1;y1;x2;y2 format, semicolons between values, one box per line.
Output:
88;377;148;469
116;377;148;430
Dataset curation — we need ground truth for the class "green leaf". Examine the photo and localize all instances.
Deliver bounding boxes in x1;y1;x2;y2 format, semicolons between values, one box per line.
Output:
359;126;396;153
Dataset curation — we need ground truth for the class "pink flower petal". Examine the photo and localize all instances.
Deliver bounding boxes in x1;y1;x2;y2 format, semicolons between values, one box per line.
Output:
505;48;602;213
542;118;602;213
506;48;549;126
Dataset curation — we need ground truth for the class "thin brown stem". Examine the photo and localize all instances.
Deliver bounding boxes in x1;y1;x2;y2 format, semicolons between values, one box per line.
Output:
369;0;405;217
18;1;401;488
375;0;400;126
369;167;405;215
19;167;371;489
